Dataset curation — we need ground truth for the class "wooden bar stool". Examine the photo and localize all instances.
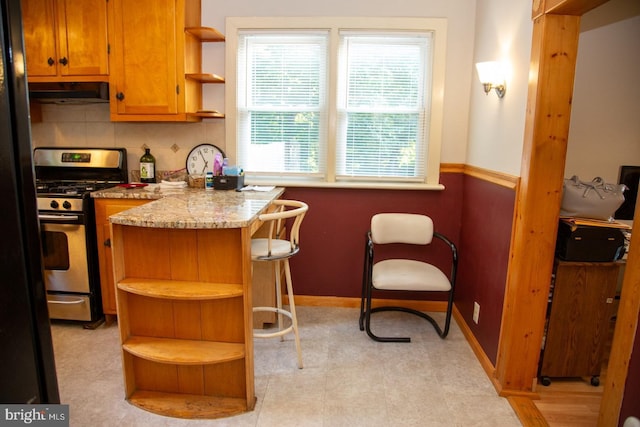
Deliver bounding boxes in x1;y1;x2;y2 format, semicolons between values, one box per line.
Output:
252;200;308;369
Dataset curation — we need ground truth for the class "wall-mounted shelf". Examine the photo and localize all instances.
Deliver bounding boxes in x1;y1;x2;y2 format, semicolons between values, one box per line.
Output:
188;111;225;119
184;26;226;120
185;26;225;42
186;73;224;83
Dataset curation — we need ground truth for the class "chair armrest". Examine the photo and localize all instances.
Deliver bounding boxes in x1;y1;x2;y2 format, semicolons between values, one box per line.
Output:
434;232;457;262
434;232;458;286
365;231;374;257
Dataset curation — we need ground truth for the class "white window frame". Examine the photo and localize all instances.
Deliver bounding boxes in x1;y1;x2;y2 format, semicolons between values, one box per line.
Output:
225;17;447;190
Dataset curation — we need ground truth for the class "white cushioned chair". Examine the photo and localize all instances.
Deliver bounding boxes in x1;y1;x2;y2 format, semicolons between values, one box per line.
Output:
252;199;308;368
359;213;458;342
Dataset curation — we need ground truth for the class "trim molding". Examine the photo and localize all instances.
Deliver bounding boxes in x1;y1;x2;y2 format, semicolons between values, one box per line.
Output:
440;163;519;189
440;163;465;174
292;294;447;312
452;305;500;390
452;305;539;399
463;165;520;189
507;396;548;427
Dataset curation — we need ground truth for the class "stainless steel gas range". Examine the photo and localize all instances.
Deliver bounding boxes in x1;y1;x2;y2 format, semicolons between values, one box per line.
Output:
34;147;128;325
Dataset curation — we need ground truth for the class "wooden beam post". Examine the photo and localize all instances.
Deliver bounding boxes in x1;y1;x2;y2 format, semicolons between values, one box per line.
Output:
495;13;581;393
599;211;640;426
544;0;610;16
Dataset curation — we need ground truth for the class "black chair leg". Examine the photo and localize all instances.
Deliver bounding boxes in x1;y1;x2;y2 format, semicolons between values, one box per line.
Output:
363;303;454;341
364;305;411;343
359;237;372;331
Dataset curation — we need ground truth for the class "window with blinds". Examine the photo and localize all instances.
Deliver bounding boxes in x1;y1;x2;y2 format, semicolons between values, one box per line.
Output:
237;32;328;178
227;17;447;189
336;33;431;182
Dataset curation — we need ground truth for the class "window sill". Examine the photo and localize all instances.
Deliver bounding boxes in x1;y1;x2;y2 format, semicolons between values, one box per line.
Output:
243;179;445;191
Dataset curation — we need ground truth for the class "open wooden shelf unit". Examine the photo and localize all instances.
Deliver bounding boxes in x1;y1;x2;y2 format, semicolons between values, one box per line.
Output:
111;224;256;419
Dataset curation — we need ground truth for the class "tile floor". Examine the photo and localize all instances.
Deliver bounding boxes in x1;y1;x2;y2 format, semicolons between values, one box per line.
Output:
50;306;521;427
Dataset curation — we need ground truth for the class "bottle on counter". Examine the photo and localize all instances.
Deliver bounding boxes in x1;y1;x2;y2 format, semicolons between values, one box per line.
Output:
139;148;156;183
205;171;214;190
213;153;223;176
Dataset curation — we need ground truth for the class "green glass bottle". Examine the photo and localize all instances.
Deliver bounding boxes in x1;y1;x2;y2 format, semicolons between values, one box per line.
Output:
139;148;156;183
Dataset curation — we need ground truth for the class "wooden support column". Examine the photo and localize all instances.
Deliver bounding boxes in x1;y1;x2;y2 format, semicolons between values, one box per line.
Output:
494;13;581;394
599;204;640;425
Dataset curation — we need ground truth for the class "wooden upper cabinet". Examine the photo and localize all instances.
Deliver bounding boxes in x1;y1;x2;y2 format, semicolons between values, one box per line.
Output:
109;0;204;122
22;0;109;82
110;0;179;118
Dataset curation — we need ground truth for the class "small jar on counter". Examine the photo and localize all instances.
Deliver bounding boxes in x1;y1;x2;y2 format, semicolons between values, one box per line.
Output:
205;172;214;190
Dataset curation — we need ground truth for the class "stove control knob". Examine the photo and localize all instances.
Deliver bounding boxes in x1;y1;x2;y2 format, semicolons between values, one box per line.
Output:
62;201;72;210
50;200;59;209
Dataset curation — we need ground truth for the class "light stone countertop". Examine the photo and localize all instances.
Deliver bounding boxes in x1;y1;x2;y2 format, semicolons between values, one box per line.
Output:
92;185;285;229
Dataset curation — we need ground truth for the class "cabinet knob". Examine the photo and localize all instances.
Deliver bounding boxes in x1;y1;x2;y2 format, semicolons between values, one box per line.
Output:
59;57;68;66
47;57;55;66
104;238;111;248
116;92;125;101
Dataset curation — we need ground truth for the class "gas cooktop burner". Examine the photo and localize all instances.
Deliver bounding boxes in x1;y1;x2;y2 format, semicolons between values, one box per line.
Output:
36;181;116;195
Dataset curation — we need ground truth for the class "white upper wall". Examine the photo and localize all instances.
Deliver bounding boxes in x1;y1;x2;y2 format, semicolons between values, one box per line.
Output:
32;0;478;174
465;0;532;177
564;5;640;183
201;0;477;165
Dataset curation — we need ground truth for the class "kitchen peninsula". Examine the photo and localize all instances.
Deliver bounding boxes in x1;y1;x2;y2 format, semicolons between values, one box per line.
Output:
106;186;283;419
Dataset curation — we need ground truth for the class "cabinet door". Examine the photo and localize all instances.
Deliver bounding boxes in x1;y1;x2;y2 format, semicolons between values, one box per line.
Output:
541;262;620;378
56;0;109;77
95;199;149;316
111;0;179;116
22;0;58;78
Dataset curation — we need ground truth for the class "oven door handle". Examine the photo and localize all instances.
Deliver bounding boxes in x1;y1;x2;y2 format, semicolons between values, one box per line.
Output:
48;297;86;305
39;214;80;221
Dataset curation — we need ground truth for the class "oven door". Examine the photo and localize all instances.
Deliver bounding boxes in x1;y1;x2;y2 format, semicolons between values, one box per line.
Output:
39;213;90;294
39;212;94;321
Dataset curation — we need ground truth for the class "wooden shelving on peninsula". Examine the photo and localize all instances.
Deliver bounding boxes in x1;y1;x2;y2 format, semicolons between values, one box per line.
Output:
111;225;256;419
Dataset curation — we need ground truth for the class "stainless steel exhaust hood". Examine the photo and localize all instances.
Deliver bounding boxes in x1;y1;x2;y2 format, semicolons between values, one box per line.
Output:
28;82;109;104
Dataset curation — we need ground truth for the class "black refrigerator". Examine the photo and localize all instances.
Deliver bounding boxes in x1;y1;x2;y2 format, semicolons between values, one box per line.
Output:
0;0;59;403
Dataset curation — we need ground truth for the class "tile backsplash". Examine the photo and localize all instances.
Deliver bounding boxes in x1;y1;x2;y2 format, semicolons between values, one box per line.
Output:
30;103;226;183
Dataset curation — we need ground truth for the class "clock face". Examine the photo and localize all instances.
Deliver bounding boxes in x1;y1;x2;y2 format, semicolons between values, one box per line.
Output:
186;144;226;175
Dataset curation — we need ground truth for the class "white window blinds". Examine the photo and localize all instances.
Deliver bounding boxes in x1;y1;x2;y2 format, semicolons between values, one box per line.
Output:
236;32;328;178
336;33;432;182
228;17;446;188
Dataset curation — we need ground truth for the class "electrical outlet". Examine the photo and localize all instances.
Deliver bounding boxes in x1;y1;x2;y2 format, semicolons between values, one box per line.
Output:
473;302;480;324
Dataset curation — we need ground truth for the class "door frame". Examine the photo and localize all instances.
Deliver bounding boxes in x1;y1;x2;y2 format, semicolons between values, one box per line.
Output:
495;1;638;425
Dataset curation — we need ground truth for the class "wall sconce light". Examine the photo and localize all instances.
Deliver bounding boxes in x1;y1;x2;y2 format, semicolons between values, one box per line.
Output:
475;61;506;98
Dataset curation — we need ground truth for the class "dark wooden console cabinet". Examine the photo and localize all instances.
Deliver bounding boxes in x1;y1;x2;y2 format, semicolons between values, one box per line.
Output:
539;260;621;386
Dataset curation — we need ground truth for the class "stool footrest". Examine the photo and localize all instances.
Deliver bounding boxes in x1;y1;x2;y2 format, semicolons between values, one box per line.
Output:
253;307;294;338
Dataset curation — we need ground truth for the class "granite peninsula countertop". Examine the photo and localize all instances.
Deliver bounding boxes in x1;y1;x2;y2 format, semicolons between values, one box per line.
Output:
92;185;284;229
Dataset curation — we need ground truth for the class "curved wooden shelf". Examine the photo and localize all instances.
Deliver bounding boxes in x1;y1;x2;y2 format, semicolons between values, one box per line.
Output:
128;390;252;420
185;26;226;122
188;111;225;119
185;26;225;42
186;73;224;83
117;278;243;300
123;336;244;365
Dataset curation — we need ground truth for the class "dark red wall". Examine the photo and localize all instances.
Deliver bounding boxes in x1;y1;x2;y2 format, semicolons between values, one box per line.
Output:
456;174;516;364
281;172;514;366
284;173;638;418
283;173;463;299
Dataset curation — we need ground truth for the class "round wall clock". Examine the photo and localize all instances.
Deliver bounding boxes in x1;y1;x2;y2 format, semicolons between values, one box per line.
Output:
186;144;226;175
